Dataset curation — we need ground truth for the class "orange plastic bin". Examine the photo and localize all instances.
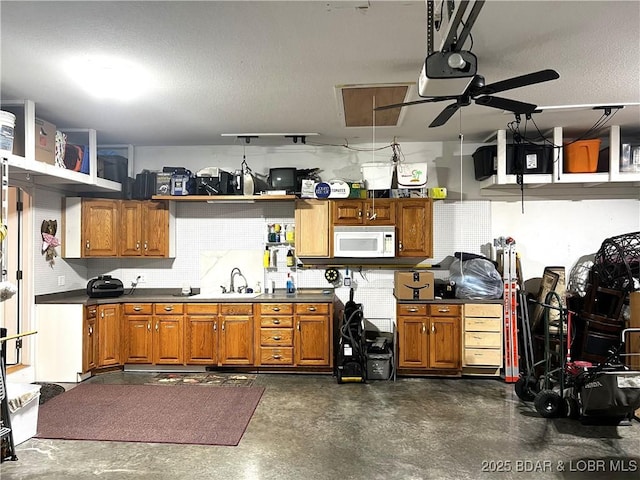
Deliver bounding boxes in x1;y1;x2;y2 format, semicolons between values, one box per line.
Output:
564;139;601;173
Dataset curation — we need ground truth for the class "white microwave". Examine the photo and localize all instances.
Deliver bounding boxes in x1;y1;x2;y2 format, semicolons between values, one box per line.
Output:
333;226;395;258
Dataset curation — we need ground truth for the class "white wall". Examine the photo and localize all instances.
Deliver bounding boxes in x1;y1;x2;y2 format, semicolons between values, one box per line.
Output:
30;140;639;297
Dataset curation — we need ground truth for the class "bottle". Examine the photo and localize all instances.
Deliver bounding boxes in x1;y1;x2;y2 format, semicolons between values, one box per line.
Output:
285;224;295;243
286;273;295;294
254;281;262;293
286;248;295;267
263;247;270;268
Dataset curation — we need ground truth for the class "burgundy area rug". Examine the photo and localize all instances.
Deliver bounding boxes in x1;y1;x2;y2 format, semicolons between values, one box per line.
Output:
35;383;264;446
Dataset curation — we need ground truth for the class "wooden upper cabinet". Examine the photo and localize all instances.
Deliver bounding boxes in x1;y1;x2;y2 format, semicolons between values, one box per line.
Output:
295;199;331;257
332;199;395;226
120;200;170;257
82;199;119;257
396;198;433;258
120;201;143;256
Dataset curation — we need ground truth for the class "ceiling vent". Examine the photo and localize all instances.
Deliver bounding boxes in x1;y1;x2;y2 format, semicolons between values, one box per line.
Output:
336;84;413;127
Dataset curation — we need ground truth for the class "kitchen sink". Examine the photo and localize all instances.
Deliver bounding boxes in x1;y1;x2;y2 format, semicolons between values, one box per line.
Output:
189;292;261;300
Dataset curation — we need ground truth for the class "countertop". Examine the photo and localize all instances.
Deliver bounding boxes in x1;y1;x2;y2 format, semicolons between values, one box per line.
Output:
35;288;337;306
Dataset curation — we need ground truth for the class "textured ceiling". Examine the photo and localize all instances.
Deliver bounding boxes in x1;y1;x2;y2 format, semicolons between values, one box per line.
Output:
1;1;639;146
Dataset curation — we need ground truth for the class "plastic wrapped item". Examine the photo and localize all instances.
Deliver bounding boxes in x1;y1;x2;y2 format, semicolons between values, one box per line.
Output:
449;257;503;300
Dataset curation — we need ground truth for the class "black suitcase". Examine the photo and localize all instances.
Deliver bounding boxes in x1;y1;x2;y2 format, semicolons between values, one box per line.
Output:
133;171;157;200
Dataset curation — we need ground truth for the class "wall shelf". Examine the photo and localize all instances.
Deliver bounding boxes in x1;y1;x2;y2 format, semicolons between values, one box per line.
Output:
151;194;296;201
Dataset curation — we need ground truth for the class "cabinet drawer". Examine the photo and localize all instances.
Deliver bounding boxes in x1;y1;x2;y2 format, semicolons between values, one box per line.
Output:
185;303;219;315
220;303;254;315
465;303;503;317
260;316;294;328
429;304;461;317
464;332;502;348
465;317;502;332
397;304;427;316
260;303;293;315
295;303;329;314
260;347;294;365
154;303;184;315
464;348;502;366
260;329;293;346
123;303;153;315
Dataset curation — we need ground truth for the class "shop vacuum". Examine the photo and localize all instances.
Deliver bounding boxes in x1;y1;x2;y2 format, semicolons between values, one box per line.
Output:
336;288;366;383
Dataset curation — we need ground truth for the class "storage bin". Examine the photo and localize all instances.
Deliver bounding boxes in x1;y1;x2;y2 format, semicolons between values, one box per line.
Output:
564;139;601;173
7;383;41;445
360;162;394;190
366;352;392;380
473;144;554;180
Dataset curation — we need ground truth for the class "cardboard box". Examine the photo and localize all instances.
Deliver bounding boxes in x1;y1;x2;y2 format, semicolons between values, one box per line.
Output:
35;117;56;165
394;271;434;300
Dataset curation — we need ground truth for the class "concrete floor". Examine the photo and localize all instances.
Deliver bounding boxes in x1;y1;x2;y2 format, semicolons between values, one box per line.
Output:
2;372;639;480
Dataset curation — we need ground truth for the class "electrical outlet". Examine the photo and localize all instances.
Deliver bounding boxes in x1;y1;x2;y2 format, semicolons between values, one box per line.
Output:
57;275;65;286
137;274;146;284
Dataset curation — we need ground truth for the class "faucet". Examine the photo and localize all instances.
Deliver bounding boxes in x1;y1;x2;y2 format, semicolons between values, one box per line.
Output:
229;267;248;293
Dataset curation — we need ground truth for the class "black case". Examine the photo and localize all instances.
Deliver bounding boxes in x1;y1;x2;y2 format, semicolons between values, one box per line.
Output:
133;171;157;199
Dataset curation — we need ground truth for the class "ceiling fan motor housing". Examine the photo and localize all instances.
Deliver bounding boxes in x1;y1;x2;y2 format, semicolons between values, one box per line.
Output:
418;51;478;98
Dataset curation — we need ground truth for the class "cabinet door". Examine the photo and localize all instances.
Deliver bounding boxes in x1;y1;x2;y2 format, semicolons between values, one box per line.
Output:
295;315;330;366
82;200;118;257
219;316;254;365
185;315;218;364
396;199;433;257
429;317;461;369
153;315;184;364
97;304;121;367
295;199;331;257
123;315;153;363
332;200;364;225
143;201;170;257
82;307;98;372
397;316;428;368
365;199;395;225
120;200;143;256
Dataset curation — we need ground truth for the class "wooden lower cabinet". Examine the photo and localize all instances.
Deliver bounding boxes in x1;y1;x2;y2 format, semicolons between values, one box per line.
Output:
97;304;121;367
185;303;219;364
295;303;331;366
219;303;254;365
123;303;184;365
397;303;461;374
83;305;98;372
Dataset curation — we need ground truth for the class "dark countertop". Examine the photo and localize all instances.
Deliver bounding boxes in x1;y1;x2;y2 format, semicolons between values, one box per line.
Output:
35;288;337;306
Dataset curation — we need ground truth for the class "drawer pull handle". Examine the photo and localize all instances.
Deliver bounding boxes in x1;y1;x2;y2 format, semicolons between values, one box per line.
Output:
422;323;425;333
308;307;316;312
148;322;151;331
273;319;280;325
273;307;280;312
273;354;281;360
431;324;435;333
164;306;173;312
214;322;217;332
438;308;450;313
133;306;142;312
409;308;418;312
88;326;93;335
273;336;281;341
155;322;159;331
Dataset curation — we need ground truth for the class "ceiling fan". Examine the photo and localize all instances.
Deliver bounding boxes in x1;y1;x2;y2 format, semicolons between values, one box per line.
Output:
375;68;560;128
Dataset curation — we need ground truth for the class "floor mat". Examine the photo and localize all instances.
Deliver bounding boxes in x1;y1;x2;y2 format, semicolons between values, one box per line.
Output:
32;382;66;405
146;372;256;387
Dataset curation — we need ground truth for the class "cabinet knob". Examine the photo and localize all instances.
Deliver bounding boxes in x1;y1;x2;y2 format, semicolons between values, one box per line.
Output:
273;354;281;360
273;336;281;341
358;210;362;218
273;319;280;325
164;306;173;312
88;326;93;335
399;242;403;251
214;322;217;332
297;321;300;331
222;321;225;331
431;324;435;333
136;242;140;250
155;322;159;331
147;322;151;331
133;306;142;312
144;242;148;251
86;241;90;250
273;307;280;312
422;323;425;333
409;308;418;312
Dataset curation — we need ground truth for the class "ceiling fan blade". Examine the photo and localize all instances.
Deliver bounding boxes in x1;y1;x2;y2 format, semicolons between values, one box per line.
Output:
476;69;559;95
429;102;460;128
374;97;453;111
475;96;537;114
